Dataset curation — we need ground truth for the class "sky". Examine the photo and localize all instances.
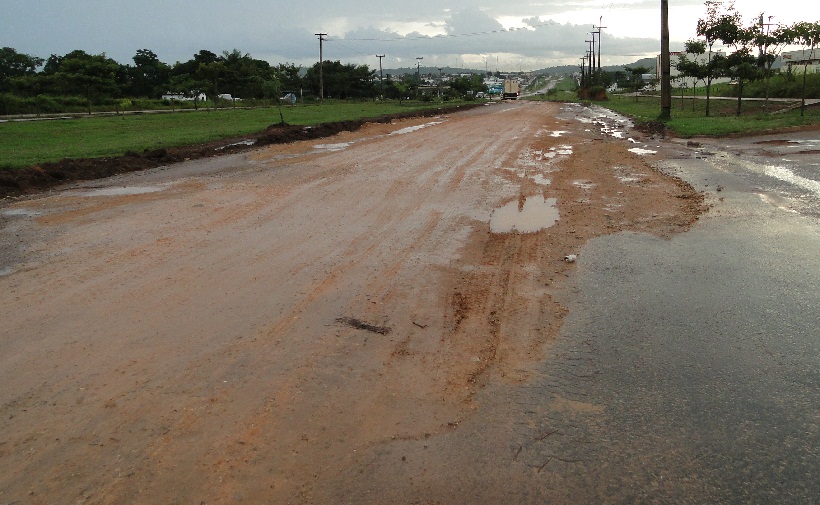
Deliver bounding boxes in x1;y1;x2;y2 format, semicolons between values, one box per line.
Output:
3;1;818;71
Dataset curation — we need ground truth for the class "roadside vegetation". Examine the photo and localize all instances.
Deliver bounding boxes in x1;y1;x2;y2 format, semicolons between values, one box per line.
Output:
592;94;819;136
0;101;466;170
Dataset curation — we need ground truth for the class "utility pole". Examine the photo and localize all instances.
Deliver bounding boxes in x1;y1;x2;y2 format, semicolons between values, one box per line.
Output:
315;33;327;102
586;39;594;85
580;56;587;88
660;0;671;118
438;68;443;101
416;56;423;99
376;54;385;100
596;17;607;77
589;31;597;80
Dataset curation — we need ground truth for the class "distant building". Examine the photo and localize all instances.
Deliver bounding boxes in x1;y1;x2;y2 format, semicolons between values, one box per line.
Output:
781;50;820;74
162;92;207;102
658;51;730;88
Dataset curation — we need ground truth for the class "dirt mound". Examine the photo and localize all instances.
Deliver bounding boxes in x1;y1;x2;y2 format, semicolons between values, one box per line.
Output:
0;104;481;199
634;120;667;138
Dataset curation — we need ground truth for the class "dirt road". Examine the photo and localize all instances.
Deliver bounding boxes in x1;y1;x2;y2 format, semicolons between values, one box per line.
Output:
0;101;703;504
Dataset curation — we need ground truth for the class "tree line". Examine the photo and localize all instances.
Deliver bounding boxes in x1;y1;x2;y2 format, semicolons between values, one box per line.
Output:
674;1;820;116
0;48;388;114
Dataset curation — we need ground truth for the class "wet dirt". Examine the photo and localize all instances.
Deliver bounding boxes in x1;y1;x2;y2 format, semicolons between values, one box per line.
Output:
0;104;481;199
0;101;705;504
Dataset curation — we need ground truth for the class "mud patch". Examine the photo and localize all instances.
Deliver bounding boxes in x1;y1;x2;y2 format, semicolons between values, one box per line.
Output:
336;317;391;335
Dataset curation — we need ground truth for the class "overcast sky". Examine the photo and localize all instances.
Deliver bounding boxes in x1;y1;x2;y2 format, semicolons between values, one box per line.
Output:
3;1;818;71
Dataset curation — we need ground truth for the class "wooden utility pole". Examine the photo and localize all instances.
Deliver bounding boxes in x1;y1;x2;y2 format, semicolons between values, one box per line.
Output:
596;17;607;77
660;1;672;118
315;33;327;102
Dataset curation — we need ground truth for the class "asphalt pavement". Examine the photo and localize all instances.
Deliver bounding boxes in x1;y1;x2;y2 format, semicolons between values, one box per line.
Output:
533;132;820;503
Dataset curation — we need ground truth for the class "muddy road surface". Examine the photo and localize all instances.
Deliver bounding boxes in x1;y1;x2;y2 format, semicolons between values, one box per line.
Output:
1;101;704;504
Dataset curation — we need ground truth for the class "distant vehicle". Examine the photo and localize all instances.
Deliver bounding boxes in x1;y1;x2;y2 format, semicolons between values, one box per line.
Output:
475;92;486;99
502;79;520;100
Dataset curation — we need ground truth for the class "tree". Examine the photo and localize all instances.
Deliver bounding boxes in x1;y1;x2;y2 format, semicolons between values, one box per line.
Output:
303;61;375;99
696;0;741;116
275;63;302;93
129;49;170;98
751;17;791;108
0;47;44;92
788;21;820;117
709;10;759;116
675;40;710;112
54;50;120;114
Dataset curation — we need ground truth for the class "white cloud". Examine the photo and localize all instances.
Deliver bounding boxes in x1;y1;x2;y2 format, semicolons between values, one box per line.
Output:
1;0;817;70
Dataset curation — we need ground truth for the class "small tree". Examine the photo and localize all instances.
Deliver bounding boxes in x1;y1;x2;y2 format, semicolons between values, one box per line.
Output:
751;18;791;108
675;40;710;112
696;0;741;116
788;21;820;117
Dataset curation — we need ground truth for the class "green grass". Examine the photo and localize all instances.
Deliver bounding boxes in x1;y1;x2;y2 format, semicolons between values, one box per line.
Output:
591;94;820;136
0;101;464;170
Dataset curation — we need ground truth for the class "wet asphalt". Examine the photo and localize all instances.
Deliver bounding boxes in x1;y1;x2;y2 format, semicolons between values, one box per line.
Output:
535;135;820;503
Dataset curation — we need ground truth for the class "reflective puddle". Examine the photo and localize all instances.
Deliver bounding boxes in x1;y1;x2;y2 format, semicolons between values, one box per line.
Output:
313;142;352;151
629;147;657;156
2;208;42;217
80;186;165;197
389;121;443;136
490;196;559;233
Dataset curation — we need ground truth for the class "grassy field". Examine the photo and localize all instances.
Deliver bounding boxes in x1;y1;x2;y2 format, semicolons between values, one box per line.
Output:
0;101;465;170
596;94;820;136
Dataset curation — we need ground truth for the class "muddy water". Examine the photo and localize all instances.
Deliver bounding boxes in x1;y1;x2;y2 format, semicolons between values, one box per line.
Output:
490;196;560;233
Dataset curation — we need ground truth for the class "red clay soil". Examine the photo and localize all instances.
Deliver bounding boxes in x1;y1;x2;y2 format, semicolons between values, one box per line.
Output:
0;104;482;199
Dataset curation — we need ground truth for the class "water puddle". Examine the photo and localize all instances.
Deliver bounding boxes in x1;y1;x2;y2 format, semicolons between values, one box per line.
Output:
763;165;820;197
389;121;443;136
533;175;552;186
490;196;560;233
0;266;14;276
313;142;352;151
629;148;657;156
2;208;42;218
548;130;568;137
573;180;596;190
80;186;165;197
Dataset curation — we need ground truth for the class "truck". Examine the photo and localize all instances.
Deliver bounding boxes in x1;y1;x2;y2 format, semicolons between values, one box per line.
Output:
502;78;520;100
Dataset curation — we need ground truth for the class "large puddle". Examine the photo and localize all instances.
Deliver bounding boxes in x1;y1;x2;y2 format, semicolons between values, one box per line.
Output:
490;196;560;233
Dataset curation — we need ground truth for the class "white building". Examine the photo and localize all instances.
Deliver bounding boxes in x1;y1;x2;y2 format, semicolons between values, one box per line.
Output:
659;51;730;88
781;50;820;74
162;92;207;102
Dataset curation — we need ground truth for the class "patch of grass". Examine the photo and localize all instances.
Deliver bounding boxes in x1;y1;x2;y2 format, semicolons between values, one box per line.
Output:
593;94;819;136
0;101;462;170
